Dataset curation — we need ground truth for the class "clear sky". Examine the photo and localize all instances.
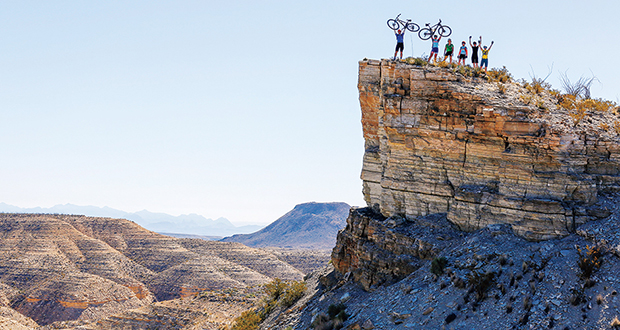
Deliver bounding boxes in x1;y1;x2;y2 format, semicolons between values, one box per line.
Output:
1;1;618;225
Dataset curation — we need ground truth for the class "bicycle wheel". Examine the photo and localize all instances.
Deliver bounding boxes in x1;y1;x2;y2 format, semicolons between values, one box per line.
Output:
438;25;452;37
418;28;432;40
406;22;420;32
387;19;400;30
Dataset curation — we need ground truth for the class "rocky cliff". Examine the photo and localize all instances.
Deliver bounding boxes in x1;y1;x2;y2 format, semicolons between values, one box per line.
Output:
358;59;619;240
253;59;620;330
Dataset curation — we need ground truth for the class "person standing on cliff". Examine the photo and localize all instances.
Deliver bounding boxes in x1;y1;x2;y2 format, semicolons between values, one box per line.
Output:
469;36;482;68
429;35;442;63
480;41;494;72
394;28;406;60
443;39;454;63
458;41;468;65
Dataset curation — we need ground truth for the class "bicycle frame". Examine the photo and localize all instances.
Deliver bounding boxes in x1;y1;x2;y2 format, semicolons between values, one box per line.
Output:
387;14;420;33
418;19;452;40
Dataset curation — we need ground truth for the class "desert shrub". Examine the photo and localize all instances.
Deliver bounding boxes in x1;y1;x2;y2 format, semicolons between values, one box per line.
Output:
611;316;620;327
497;83;506;94
519;94;533;105
233;278;308;329
430;257;448;276
577;245;603;279
280;280;306;307
312;312;332;330
560;93;617;126
525;77;552;95
467;270;496;302
327;303;347;319
403;57;428;66
264;278;287;302
559;71;596;99
487;66;512;83
614;121;620;135
455;65;482;78
436;60;449;68
312;305;348;330
231;309;262;330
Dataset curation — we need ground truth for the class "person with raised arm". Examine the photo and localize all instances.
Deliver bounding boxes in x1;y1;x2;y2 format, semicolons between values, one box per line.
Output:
469;36;482;68
480;41;494;72
394;28;406;60
429;34;442;63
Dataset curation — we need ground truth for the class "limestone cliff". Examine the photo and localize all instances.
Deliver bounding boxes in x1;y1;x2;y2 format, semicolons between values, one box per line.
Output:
358;59;619;240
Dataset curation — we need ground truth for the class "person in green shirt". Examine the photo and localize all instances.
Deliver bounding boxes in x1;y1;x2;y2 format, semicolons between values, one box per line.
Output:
443;39;454;64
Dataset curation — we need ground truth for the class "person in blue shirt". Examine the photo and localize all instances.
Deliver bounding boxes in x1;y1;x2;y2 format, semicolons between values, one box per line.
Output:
394;29;406;60
458;41;468;65
429;35;442;63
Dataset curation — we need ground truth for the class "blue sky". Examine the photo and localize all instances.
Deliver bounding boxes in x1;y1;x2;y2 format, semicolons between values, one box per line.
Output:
1;1;618;225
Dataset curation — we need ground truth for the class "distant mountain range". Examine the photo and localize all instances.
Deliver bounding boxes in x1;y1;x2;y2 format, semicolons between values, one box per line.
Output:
0;203;263;237
221;202;350;249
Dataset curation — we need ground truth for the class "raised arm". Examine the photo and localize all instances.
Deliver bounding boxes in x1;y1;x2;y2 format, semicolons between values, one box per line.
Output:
469;36;473;47
488;41;494;51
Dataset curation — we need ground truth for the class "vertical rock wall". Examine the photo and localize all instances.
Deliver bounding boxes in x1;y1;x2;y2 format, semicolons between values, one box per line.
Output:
359;59;620;240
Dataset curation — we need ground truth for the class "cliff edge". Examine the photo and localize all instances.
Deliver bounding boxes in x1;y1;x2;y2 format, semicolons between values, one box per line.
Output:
358;59;619;240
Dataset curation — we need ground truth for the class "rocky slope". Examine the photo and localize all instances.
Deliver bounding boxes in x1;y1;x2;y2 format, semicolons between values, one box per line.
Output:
222;202;350;249
266;204;620;330
359;59;619;240
0;213;303;327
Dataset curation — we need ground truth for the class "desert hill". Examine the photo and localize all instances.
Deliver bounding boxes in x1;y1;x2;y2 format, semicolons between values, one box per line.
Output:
0;213;304;326
221;202;350;249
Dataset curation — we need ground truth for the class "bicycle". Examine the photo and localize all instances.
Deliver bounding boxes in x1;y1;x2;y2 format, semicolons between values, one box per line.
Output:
387;14;420;32
418;19;452;40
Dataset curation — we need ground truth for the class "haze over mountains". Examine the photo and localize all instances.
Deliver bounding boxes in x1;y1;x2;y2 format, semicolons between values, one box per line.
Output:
0;203;262;237
221;202;350;249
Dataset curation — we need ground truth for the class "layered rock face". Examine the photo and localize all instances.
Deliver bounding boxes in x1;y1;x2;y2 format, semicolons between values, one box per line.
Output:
332;208;458;289
359;59;620;240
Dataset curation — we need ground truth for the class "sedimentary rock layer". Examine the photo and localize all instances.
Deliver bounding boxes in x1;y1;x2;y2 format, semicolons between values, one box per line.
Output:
359;59;620;240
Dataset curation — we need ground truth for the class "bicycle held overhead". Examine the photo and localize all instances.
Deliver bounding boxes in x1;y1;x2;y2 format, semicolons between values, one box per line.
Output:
387;14;420;32
418;19;452;40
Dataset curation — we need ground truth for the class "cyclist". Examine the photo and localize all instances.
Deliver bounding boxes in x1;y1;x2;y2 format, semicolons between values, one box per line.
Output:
443;39;454;63
469;36;482;68
429;35;442;63
458;41;468;65
480;41;494;72
394;29;406;60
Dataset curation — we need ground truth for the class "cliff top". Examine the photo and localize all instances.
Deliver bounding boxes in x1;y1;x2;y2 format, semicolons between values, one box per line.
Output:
366;58;620;141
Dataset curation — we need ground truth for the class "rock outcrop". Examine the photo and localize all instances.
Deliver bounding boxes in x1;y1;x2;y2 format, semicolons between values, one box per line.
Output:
359;59;619;240
332;207;461;289
222;202;350;249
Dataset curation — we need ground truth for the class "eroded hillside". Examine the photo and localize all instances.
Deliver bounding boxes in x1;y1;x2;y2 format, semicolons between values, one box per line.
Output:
0;213;305;327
